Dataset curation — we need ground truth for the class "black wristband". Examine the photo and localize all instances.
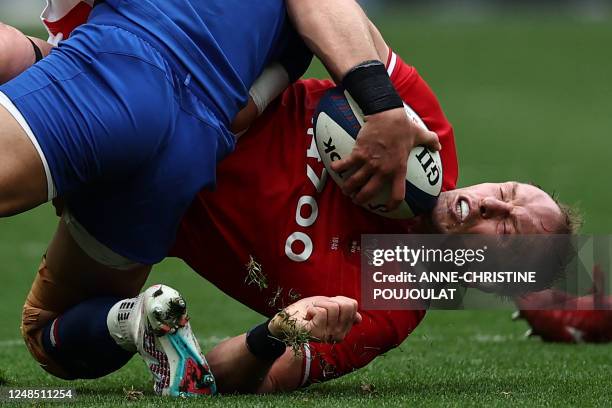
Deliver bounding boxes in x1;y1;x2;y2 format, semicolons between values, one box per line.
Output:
342;60;403;116
27;37;43;63
245;319;286;361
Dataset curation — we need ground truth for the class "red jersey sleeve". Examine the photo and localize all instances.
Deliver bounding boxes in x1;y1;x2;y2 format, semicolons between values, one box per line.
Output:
41;1;93;42
300;310;425;385
517;287;612;343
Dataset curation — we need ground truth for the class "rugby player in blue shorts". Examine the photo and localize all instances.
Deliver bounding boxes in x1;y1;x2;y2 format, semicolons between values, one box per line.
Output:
0;0;443;396
3;6;579;398
0;0;300;396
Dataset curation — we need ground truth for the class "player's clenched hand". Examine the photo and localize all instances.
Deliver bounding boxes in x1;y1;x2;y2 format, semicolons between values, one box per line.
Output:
331;108;440;210
269;296;362;343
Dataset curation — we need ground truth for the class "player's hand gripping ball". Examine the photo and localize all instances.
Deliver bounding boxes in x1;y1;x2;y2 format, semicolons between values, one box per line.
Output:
314;88;442;219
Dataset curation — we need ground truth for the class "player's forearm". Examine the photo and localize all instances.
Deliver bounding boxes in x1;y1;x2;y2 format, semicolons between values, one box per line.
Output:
208;296;361;394
0;23;50;84
206;334;304;394
286;0;379;82
229;97;259;135
205;334;276;394
368;21;390;67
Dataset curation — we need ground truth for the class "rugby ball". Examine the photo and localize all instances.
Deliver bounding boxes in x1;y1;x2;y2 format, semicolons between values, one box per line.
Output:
313;88;442;219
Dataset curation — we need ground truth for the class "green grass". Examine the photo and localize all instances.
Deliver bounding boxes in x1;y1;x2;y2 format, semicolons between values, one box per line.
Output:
1;13;611;407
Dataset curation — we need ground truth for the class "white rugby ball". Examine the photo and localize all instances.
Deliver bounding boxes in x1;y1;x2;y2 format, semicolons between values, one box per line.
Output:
313;88;442;219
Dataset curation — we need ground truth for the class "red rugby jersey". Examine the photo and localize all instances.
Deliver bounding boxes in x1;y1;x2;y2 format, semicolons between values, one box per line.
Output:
40;0;94;44
171;52;459;385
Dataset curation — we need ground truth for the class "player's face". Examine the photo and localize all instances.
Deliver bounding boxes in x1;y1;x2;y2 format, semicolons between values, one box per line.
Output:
430;182;563;235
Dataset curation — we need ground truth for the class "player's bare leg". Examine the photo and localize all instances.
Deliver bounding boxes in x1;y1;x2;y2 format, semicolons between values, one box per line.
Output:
0;105;48;216
0;22;52;83
22;218;151;378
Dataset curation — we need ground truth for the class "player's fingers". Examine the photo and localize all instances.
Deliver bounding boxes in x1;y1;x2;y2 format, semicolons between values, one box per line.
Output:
313;300;340;327
336;303;357;337
416;129;441;151
305;305;329;342
386;167;407;210
354;312;363;324
302;296;332;320
313;300;342;342
329;297;359;339
304;305;317;321
330;296;358;305
341;164;373;197
353;174;386;206
330;149;365;176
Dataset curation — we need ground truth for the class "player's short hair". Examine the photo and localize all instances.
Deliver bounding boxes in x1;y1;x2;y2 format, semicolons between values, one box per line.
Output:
529;183;582;234
554;200;582;234
515;183;582;294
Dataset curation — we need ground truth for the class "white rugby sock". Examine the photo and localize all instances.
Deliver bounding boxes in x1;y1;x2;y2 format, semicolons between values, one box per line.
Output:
106;295;144;352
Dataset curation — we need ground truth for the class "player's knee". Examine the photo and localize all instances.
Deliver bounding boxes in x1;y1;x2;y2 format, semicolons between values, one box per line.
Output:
0;23;32;84
0;23;15;81
21;302;73;379
20;258;74;379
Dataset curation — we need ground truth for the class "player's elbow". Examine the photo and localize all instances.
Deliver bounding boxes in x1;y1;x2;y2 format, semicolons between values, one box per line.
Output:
254;350;304;394
255;370;300;394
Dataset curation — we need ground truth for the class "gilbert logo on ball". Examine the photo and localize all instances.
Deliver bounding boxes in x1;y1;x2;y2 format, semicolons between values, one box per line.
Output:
313;87;442;219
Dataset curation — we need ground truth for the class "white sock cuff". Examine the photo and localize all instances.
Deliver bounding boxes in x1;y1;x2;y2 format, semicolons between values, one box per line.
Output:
249;63;290;116
107;297;141;352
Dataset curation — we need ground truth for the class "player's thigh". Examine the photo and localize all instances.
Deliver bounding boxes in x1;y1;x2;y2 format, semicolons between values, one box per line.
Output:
0;103;47;216
45;218;152;302
22;220;149;377
22;220;150;376
23;218;151;335
65;106;228;265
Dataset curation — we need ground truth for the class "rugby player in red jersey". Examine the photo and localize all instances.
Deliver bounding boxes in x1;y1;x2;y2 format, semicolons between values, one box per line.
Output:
1;0;451;397
2;4;576;395
171;35;577;393
18;22;577;397
512;265;612;343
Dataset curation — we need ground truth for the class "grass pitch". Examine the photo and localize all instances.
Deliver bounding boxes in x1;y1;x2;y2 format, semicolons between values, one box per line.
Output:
1;12;611;407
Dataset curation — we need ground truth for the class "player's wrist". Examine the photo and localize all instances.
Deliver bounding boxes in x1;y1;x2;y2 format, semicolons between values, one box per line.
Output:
245;319;286;361
342;60;403;116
